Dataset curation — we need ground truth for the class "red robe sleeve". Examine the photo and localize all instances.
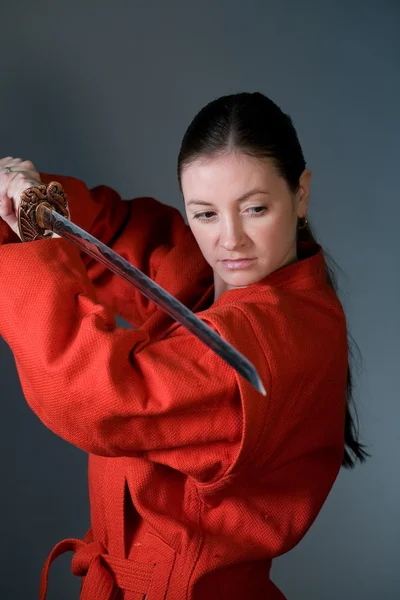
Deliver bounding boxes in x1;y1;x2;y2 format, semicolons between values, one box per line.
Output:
0;237;243;482
0;173;189;328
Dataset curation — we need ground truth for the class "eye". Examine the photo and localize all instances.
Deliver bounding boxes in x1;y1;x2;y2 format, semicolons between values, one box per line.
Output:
193;211;217;222
245;206;267;216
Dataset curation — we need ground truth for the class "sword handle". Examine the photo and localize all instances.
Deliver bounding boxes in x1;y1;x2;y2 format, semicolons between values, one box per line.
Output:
18;181;70;242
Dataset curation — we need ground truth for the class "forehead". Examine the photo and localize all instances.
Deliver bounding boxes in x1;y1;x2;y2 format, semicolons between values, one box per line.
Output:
181;152;280;202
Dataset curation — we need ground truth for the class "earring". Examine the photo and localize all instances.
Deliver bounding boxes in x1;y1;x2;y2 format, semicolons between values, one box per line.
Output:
297;215;308;230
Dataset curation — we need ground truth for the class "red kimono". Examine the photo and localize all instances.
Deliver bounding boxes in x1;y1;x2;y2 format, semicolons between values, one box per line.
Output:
0;174;347;599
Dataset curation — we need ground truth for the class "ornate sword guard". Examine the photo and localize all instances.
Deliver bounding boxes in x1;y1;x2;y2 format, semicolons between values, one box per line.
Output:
18;181;70;242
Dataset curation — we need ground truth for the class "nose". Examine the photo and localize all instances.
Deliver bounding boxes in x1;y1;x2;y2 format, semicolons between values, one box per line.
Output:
219;216;247;251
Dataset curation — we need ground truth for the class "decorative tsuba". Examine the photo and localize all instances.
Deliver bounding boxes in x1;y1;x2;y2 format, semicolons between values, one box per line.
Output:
18;181;70;242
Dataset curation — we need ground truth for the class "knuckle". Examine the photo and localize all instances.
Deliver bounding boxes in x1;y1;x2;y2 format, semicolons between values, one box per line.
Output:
21;159;35;170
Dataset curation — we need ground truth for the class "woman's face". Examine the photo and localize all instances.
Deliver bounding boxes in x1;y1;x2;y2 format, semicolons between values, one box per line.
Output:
181;151;311;299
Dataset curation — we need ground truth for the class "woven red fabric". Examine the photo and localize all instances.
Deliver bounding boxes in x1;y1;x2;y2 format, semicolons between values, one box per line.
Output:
0;175;347;599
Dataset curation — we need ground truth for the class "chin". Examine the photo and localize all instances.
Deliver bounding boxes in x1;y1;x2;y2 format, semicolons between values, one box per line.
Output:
223;271;265;288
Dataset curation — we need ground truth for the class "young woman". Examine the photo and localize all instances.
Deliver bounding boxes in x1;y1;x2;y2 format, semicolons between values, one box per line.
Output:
0;92;366;600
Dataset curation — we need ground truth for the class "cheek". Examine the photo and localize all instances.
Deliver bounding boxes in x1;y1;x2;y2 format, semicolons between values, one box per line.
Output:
189;224;217;259
248;212;293;253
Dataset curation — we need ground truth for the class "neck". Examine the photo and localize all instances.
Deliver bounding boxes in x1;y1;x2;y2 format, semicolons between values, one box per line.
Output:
213;273;226;302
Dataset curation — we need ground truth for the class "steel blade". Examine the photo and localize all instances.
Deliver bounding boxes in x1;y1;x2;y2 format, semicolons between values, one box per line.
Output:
40;206;266;395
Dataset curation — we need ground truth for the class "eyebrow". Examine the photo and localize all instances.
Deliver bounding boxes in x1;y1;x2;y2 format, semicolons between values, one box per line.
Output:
186;188;270;208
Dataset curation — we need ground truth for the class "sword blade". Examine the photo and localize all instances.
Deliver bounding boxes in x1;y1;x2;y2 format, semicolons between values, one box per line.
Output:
40;206;266;395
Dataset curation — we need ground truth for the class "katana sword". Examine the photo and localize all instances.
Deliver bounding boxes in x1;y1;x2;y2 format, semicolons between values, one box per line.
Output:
18;181;266;395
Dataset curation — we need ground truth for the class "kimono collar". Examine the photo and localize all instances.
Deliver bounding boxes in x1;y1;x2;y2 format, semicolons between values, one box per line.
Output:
212;241;328;307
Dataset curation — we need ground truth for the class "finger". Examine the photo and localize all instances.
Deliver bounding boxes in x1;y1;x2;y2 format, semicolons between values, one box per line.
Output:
0;169;27;195
0;157;14;167
0;206;18;234
7;172;39;202
20;159;36;171
0;189;17;234
0;157;24;169
6;159;37;174
0;157;38;176
1;173;38;235
0;193;12;219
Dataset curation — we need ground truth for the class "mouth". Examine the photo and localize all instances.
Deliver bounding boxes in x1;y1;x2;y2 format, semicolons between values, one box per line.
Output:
220;258;256;270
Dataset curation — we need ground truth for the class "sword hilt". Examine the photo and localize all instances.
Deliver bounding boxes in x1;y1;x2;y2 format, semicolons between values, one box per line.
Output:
18;181;70;242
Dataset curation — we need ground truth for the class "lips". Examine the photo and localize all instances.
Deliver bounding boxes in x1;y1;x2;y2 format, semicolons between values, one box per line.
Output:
220;258;256;269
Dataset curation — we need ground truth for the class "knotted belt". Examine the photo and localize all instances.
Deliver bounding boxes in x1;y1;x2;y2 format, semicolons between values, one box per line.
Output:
39;533;156;600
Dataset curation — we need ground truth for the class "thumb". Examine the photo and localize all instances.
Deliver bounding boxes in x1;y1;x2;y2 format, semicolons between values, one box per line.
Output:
0;193;18;235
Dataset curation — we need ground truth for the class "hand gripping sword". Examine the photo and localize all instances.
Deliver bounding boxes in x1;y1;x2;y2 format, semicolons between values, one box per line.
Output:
18;181;266;395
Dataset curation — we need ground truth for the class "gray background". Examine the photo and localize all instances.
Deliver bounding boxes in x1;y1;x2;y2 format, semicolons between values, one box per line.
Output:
1;0;398;598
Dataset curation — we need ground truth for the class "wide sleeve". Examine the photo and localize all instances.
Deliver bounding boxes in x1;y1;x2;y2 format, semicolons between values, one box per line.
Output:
0;237;242;483
1;173;190;328
192;294;348;568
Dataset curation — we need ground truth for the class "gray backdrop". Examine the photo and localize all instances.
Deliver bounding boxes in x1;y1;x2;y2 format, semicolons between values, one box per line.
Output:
1;1;398;598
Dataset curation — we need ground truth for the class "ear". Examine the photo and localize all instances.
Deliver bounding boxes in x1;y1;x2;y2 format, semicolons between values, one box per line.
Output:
296;168;312;218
